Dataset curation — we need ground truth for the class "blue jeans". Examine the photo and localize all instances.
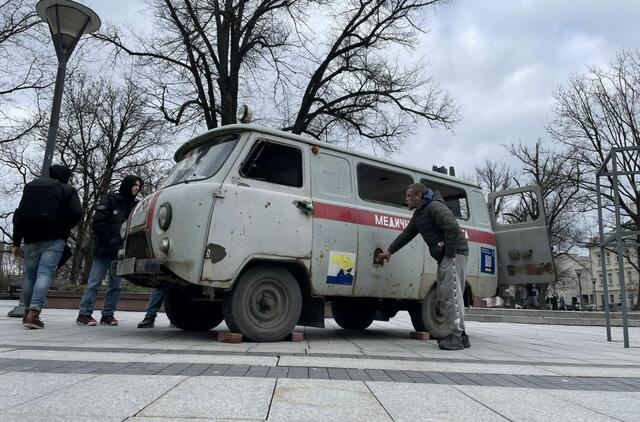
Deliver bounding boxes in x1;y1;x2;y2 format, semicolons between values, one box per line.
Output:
144;288;168;318
22;239;65;311
79;256;122;316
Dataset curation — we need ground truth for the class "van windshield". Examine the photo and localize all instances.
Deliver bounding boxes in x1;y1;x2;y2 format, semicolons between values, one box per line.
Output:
163;135;239;187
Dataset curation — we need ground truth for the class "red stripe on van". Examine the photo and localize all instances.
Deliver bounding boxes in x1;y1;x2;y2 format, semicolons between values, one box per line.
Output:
467;230;497;245
313;201;496;246
145;192;161;231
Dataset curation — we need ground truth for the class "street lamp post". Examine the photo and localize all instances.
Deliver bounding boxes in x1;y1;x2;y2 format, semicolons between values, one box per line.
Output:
575;268;583;309
592;278;596;308
7;1;100;319
36;0;101;176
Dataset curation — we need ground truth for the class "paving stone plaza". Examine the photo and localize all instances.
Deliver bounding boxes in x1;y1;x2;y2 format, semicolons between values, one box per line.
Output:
1;300;640;421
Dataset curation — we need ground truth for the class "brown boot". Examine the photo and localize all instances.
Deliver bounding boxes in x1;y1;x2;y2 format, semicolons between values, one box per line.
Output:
23;309;44;329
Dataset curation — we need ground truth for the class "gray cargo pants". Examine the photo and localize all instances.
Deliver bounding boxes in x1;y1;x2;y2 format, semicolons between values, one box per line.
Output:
437;255;466;337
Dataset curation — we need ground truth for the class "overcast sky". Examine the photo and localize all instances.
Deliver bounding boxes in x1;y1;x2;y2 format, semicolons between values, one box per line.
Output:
397;0;640;178
81;0;640;179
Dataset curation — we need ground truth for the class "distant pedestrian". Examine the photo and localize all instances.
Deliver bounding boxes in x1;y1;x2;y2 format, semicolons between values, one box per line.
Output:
12;165;81;329
137;288;169;328
559;296;566;310
77;175;143;326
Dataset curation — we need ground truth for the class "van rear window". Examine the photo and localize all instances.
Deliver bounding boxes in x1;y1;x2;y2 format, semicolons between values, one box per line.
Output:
420;179;469;220
163;135;239;187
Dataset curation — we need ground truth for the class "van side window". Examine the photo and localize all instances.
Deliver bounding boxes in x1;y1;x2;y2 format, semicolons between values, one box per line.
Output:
420;179;469;219
241;140;303;187
357;164;413;208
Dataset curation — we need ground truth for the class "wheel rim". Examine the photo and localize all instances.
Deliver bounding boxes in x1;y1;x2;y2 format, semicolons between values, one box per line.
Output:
245;279;289;329
429;294;447;329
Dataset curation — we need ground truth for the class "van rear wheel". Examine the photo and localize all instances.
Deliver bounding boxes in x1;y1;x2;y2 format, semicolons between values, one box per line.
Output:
223;266;302;342
164;289;224;331
409;287;449;339
331;298;375;330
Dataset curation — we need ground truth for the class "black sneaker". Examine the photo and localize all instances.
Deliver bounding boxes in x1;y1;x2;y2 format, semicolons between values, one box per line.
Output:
137;316;155;328
76;314;97;326
437;334;464;351
100;315;119;326
461;333;471;349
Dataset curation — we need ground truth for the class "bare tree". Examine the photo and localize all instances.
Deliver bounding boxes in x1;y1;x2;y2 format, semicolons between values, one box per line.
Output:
0;0;51;145
95;0;456;153
287;0;457;152
506;140;587;256
53;74;171;283
473;159;513;216
0;73;172;283
94;0;308;130
549;49;640;308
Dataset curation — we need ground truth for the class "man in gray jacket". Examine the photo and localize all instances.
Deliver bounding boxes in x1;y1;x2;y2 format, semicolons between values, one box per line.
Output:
380;182;470;350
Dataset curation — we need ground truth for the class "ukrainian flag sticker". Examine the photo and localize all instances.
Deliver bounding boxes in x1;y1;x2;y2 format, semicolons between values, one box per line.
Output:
326;251;356;285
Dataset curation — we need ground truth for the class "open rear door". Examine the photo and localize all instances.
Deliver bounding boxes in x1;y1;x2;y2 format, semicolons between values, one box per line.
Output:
488;185;555;286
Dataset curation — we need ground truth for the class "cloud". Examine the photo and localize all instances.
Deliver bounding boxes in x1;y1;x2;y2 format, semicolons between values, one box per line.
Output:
80;0;640;180
394;0;640;178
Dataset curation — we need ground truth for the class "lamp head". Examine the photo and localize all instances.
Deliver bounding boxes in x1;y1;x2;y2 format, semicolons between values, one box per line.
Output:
36;0;101;62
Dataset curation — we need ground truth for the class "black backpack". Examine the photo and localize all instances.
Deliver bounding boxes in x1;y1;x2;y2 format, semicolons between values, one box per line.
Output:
19;179;66;234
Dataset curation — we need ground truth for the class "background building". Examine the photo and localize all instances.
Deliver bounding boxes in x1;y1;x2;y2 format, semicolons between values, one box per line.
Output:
554;254;593;308
588;245;639;310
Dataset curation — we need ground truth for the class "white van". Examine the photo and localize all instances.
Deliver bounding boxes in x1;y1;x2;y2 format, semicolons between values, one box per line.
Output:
116;124;555;341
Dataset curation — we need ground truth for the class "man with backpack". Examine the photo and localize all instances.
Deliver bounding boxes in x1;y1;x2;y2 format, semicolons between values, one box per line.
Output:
76;175;143;326
12;165;82;329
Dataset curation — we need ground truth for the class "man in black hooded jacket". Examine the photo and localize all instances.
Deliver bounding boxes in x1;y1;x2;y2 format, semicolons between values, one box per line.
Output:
380;182;470;350
77;175;143;326
12;164;81;329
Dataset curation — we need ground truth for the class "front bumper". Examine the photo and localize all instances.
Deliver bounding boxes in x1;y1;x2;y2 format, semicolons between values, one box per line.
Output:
114;258;167;276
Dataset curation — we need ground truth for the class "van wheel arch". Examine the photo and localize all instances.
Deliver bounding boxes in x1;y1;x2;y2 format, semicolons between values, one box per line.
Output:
233;259;312;298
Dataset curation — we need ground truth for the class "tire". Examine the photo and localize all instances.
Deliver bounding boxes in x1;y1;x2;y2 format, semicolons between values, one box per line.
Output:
331;298;375;330
164;288;224;331
223;266;302;342
409;287;449;339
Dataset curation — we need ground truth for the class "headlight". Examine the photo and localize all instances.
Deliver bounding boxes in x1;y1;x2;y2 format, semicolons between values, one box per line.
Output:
157;202;173;231
159;237;171;253
120;221;128;238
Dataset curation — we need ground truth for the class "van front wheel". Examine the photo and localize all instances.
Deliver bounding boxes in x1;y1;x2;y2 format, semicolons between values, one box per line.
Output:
164;289;224;331
223;266;302;342
409;287;449;339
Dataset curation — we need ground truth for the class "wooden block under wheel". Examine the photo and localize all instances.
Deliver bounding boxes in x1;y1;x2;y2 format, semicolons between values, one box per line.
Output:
288;332;305;342
218;332;243;343
410;331;430;340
